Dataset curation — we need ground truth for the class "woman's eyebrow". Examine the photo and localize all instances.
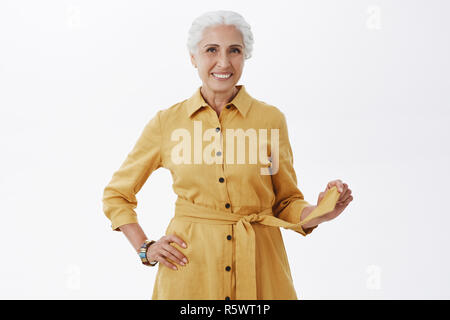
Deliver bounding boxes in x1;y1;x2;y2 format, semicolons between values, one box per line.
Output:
204;43;243;48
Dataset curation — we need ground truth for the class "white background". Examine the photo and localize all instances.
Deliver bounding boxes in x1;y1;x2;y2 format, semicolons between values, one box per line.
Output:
1;0;449;299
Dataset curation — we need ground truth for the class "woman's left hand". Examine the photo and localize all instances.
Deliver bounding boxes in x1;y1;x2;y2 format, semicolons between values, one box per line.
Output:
317;179;353;222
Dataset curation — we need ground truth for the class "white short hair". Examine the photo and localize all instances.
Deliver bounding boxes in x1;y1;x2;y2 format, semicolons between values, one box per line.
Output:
187;10;254;60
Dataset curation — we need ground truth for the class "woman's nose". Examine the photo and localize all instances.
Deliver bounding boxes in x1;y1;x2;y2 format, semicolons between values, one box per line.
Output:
216;52;231;67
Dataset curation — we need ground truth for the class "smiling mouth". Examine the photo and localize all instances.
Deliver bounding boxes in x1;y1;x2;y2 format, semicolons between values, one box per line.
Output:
211;73;233;80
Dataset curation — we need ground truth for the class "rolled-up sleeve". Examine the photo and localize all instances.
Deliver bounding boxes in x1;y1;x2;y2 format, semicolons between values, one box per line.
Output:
102;110;163;231
270;110;318;236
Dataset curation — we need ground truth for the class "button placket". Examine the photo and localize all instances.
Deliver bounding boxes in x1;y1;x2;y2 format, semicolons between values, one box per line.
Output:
215;125;223;158
224;225;233;301
216;122;232;212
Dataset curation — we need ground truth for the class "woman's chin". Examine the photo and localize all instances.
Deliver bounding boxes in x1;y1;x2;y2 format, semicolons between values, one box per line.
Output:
206;80;237;92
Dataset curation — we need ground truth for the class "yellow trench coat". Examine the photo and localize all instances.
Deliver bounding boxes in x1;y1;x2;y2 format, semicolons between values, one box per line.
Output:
102;85;339;300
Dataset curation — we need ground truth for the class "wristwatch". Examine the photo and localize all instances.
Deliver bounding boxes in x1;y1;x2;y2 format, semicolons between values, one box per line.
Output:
139;240;158;266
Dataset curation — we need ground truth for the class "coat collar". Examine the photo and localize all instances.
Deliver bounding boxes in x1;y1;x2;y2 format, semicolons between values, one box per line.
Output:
185;85;252;118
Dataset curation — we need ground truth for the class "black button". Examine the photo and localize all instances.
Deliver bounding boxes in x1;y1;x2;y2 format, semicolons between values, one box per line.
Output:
219;177;224;183
227;235;232;240
225;266;231;271
225;203;230;209
216;127;220;132
226;105;231;109
225;296;230;300
216;151;222;156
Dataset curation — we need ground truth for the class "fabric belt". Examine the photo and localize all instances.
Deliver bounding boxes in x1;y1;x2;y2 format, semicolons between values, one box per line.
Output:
172;186;340;300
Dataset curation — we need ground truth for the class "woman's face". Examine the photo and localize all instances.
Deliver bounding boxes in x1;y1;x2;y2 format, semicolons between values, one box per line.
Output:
190;24;245;93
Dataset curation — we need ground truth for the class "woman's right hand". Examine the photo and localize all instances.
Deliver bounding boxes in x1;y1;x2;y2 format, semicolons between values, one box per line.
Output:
146;234;189;270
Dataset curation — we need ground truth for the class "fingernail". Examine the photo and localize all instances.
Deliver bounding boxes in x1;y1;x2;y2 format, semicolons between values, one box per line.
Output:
183;258;188;263
180;261;185;266
172;266;177;270
182;243;187;248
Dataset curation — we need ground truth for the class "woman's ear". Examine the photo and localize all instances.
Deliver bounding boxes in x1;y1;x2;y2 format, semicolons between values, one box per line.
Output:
190;54;197;68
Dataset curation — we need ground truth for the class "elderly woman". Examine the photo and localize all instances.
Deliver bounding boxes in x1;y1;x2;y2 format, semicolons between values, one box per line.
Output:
102;10;353;300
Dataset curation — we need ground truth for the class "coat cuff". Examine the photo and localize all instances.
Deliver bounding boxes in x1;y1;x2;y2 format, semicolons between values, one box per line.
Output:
110;212;138;231
277;199;318;236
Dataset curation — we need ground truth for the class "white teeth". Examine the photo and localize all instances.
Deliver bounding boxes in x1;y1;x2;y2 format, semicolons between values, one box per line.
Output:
212;73;232;79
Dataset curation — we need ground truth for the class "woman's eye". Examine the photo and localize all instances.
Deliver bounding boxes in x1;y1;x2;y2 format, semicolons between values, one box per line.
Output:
206;47;241;53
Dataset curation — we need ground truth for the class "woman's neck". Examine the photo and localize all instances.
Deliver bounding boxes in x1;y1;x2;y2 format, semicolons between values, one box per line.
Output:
200;85;239;115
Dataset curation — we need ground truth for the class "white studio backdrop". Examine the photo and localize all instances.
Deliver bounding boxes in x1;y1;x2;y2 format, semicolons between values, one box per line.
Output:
0;0;449;299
